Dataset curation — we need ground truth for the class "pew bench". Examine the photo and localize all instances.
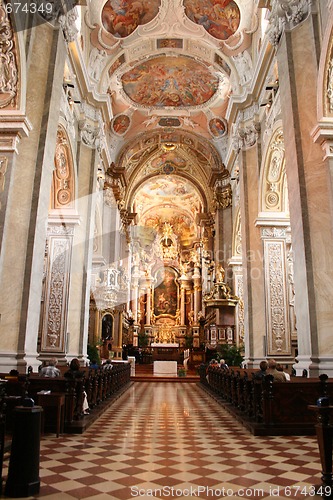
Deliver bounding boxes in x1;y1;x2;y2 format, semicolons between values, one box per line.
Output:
200;365;333;435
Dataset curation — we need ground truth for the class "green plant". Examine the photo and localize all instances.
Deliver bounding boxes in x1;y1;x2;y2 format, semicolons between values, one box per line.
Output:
178;367;186;377
87;344;101;365
216;344;244;367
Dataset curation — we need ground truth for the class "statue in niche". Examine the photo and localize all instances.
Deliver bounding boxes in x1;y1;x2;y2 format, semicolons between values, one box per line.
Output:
216;265;225;283
232;50;253;87
89;47;107;81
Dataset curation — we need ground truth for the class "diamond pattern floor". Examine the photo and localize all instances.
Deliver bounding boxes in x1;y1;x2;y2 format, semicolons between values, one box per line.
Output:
1;382;325;499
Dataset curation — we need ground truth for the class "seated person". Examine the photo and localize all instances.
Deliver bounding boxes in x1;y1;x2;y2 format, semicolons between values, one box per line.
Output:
254;360;268;380
102;359;113;370
219;358;229;370
267;359;287;382
39;358;60;378
89;359;99;370
276;363;291;381
64;358;90;414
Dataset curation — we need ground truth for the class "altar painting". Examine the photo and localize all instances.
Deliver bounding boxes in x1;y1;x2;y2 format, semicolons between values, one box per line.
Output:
154;267;178;317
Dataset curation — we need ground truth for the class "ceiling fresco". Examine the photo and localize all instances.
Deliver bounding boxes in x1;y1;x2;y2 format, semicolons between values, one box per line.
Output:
134;175;202;221
150;151;187;171
183;0;240;40
101;0;161;38
121;56;220;107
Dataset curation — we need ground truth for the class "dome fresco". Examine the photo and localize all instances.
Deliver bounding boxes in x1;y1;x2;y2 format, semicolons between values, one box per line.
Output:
121;56;220;107
183;0;240;40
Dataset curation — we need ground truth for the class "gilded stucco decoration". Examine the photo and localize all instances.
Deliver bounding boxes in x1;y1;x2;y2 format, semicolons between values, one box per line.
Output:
232;208;242;257
52;128;75;209
0;0;18;109
261;129;285;213
326;56;333;115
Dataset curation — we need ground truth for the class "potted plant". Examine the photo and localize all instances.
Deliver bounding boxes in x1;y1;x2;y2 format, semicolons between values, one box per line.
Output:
178;367;186;377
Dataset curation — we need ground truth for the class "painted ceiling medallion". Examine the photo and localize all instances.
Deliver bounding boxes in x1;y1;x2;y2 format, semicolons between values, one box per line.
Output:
101;0;161;38
121;56;219;107
183;0;240;40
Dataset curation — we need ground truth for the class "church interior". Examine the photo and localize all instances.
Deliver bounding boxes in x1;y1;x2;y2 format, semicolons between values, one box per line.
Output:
1;0;333;497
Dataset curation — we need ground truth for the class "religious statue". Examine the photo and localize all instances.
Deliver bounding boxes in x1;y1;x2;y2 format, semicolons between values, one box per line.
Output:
216;265;225;283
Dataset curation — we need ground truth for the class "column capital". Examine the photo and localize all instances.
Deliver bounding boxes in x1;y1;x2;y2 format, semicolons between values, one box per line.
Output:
78;102;102;149
59;7;79;43
232;119;261;152
266;0;312;48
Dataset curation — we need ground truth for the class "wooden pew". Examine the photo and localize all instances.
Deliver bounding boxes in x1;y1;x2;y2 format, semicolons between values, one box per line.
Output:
1;362;131;434
201;365;333;435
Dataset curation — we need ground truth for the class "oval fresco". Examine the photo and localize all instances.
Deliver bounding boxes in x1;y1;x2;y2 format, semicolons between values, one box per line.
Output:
183;0;240;41
112;114;131;135
209;117;227;137
121;56;220;107
102;0;161;38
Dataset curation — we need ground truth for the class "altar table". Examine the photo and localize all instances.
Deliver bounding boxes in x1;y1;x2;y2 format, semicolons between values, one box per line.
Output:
153;361;178;377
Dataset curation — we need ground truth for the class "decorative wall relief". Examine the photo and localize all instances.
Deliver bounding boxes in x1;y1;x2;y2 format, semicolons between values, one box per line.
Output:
0;0;18;109
41;225;74;353
0;155;8;210
326;57;333;115
262;129;285;212
235;273;244;342
52;128;75;209
262;231;291;356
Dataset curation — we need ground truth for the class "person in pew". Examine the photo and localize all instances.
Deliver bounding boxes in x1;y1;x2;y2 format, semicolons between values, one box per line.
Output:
102;359;113;370
254;360;268;380
267;359;287;382
64;358;90;415
39;358;60;378
276;363;291;381
219;359;229;370
89;359;99;370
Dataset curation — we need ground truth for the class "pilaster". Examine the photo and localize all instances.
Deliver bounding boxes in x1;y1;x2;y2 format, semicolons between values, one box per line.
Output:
275;12;333;375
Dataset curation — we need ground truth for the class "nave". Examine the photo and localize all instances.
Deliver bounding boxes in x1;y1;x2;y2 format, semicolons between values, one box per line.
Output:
1;383;322;500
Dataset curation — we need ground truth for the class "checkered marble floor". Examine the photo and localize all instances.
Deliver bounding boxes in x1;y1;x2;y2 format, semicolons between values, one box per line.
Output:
1;382;325;500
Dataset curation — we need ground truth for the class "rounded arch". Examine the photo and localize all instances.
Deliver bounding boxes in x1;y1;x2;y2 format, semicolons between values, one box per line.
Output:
259;123;289;218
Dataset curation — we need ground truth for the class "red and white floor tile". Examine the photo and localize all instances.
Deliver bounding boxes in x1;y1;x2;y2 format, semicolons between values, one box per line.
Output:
1;383;325;499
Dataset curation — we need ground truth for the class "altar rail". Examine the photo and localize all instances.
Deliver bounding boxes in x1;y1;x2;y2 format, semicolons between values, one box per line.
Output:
0;363;131;434
200;365;333;435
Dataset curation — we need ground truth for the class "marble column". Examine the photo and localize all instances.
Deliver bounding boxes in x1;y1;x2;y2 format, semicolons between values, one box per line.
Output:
274;11;333;375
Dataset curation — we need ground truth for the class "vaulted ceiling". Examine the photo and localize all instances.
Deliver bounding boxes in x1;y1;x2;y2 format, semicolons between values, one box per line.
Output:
84;0;255;243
